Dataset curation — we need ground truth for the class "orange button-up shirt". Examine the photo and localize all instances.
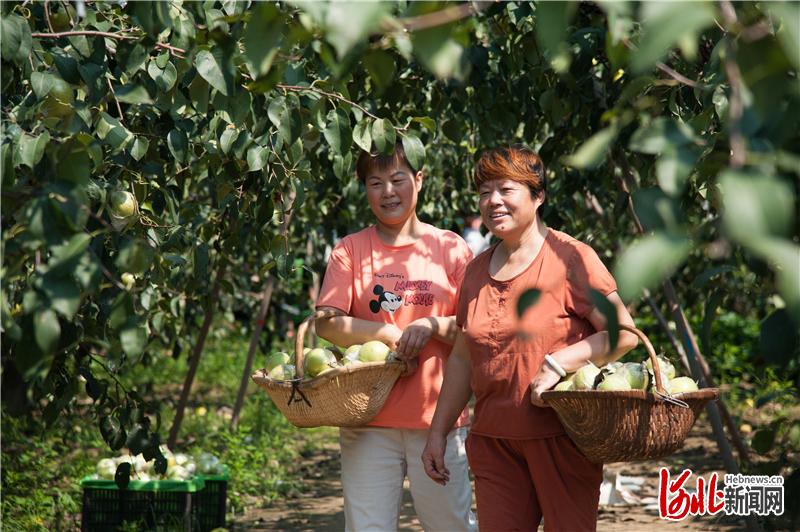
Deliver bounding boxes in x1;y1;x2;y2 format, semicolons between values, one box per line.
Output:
457;229;617;439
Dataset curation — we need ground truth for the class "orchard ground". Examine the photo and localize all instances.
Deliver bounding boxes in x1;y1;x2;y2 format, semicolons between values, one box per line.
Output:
3;315;794;531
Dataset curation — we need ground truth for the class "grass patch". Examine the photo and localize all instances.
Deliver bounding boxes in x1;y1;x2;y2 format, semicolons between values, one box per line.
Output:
1;325;335;529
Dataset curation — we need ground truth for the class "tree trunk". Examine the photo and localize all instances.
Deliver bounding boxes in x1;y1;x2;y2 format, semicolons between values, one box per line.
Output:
167;265;224;449
231;276;275;430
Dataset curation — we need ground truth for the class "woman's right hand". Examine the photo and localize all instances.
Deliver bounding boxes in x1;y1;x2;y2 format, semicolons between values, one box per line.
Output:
381;323;403;352
421;432;450;485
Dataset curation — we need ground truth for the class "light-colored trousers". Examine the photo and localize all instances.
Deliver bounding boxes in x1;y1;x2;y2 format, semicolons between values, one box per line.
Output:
339;425;477;532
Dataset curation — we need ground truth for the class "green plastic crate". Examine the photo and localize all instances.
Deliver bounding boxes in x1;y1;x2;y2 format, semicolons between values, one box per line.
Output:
193;465;230;530
80;476;205;532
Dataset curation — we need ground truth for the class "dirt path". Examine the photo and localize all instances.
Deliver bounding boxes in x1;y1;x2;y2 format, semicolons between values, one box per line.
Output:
230;423;749;531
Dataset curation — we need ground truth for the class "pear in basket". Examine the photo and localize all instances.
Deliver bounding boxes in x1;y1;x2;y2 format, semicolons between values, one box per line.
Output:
573;362;601;390
554;380;573;391
305;348;335;377
645;356;676;380
597;373;632;391
669;376;699;393
358;340;391;362
268;363;296;381
621;362;649;390
265;352;291;372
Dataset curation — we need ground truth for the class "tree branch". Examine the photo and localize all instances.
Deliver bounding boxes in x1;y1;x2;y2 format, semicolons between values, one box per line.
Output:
719;0;746;168
383;1;492;33
155;42;186;58
622;38;708;89
44;0;55;33
106;77;124;125
31;30;138;40
276;84;385;124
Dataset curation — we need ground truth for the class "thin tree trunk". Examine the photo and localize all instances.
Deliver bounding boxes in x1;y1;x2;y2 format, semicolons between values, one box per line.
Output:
168;265;225;449
613;154;752;467
231;276;275;430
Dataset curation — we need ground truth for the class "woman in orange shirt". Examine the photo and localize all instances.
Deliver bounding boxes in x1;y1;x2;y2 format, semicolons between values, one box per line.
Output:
316;143;476;531
422;145;639;531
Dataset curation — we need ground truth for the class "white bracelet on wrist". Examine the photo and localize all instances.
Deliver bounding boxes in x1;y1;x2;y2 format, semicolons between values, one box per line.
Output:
544;354;567;378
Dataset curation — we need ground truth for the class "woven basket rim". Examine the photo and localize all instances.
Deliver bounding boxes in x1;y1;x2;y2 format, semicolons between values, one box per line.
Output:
252;360;405;390
541;387;719;402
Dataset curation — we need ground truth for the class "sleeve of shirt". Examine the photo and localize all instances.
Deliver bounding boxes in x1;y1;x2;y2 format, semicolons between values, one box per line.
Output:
316;239;354;314
565;243;618;318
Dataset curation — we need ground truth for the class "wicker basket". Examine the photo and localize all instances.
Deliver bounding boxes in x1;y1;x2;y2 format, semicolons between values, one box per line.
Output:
251;308;406;428
541;324;719;464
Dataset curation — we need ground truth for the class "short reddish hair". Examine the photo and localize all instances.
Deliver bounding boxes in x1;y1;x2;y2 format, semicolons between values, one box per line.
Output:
474;145;546;197
356;142;417;182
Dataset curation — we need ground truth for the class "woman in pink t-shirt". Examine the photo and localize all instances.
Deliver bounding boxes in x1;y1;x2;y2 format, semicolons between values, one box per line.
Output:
315;143;477;531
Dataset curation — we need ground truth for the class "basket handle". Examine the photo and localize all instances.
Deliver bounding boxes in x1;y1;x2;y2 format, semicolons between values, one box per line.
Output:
294;308;345;378
616;324;668;396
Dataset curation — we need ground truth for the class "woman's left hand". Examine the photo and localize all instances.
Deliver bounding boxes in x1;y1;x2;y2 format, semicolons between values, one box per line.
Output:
530;365;562;407
396;318;435;360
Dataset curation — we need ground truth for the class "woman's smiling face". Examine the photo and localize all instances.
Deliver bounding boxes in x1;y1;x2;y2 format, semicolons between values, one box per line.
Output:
478;179;542;239
364;163;422;226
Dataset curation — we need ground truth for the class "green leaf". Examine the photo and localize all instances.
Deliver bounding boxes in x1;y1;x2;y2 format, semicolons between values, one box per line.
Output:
614;232;692;301
656;145;700;196
751;428;776;455
353;119;372;152
100;416;126;450
565;127;618;169
115;84;153;104
115;239;154;275
48;233;92;275
629;118;696;154
147;60;178;92
411;117;436;134
96;113;132;150
56;144;91;185
323;108;352;154
130;137;149;161
719;171;795;243
30;71;56;100
535;1;577;72
590;290;619;352
167;129;188;163
411;25;464;79
767;3;800;71
323;2;389;59
247;145;269;172
17;132;50;169
34;309;61;354
700;290;724;359
632;2;716;72
220;128;239;155
363;50;396;92
42;277;82;320
120;320;147;359
195;49;229;95
268;97;300;145
1;14;32;64
244;3;284;77
371;118;396;154
516;288;541;317
115;462;131;489
759;309;798;367
631;188;683;233
401;133;425;171
333;152;354;180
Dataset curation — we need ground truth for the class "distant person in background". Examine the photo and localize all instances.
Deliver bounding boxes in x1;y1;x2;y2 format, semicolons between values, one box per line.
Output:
315;143;477;532
462;214;491;256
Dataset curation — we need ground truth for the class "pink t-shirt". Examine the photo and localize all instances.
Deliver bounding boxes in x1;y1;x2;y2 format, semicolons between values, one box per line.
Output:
316;224;472;429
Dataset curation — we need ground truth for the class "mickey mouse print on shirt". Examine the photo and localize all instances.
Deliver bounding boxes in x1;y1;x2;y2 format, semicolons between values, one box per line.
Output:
369;285;403;314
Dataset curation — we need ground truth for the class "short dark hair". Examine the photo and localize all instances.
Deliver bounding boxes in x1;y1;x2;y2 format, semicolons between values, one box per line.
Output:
356;142;418;182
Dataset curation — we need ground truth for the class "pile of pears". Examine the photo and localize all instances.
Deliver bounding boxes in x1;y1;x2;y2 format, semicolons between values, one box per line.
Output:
265;340;394;382
553;356;699;394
